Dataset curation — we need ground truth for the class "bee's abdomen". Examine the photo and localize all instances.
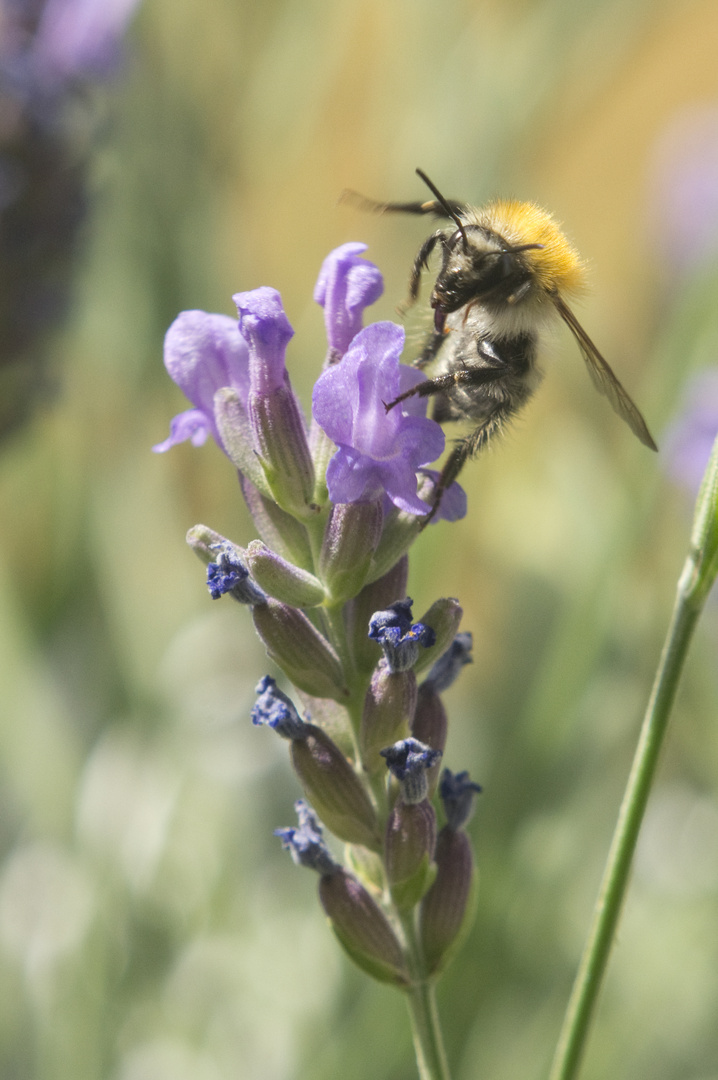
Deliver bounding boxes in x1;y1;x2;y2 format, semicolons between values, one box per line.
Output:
433;330;539;424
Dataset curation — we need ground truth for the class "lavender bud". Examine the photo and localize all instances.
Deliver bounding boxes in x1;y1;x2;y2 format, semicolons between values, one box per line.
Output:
411;686;448;798
213;387;268;493
368;599;436;673
245;540;325;608
290;732;382;850
253;678;381;849
319;501;383;603
360;662;416;775
319;869;409;987
239;476;313;570
186;524;233;565
368;508;423;583
419;826;477;975
422;633;473;693
252;600;348;701
412;599;464;677
384;799;437;910
345;556;409;675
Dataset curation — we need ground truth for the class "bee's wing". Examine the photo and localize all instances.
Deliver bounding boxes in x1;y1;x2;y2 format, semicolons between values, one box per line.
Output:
552;293;657;451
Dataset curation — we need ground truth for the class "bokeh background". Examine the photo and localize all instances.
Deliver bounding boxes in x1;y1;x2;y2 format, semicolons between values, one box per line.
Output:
3;1;718;1078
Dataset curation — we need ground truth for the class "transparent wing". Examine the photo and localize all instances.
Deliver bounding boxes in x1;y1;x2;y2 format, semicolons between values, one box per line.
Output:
552;293;657;451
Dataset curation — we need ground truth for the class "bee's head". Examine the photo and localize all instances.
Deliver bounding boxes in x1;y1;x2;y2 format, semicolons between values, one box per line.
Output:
430;232;542;314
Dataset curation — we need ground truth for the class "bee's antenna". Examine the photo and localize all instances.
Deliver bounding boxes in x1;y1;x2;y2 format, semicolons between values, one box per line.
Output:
416;168;469;251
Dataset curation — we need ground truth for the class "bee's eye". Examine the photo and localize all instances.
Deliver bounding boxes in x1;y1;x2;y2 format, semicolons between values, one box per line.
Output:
494;252;517;278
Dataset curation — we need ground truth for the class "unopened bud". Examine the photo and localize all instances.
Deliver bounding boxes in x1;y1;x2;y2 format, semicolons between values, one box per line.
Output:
413;599;463;677
214;388;268;493
319;501;383;603
360;662;416;775
246;540;325;607
239;475;313;569
319;869;409;987
253;600;348;701
290;731;381;850
419;826;477;975
411;685;448;797
384;799;437;910
253;678;381;849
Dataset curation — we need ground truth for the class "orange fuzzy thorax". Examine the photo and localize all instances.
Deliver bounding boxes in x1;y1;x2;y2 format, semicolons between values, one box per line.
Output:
471;199;586;296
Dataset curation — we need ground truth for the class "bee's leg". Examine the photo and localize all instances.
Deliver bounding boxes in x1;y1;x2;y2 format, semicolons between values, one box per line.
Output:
415;326;447;369
420;438;474;527
420;401;511;527
401;231;448;311
385;364;504;411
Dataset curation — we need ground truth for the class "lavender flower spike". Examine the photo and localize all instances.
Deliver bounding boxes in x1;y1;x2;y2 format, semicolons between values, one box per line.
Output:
314;243;384;359
312;322;445;515
153;311;250;454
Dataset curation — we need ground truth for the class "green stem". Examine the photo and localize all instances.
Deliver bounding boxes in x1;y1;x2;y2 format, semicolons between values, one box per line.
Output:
548;561;704;1080
400;912;452;1080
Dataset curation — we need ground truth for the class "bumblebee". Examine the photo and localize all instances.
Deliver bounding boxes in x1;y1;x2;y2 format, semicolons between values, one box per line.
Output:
343;170;657;523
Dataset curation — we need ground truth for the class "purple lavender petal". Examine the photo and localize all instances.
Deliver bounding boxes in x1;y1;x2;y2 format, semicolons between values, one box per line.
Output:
162;311;250;448
233;287;294;395
313;322;445;514
314;243;384;355
417;470;468;523
152;409;211;453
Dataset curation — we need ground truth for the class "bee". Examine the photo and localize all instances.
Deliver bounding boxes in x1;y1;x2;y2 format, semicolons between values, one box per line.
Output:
342;169;657;524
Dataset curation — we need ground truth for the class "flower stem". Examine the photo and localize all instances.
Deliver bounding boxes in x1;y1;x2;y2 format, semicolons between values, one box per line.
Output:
548;561;704;1080
400;912;452;1080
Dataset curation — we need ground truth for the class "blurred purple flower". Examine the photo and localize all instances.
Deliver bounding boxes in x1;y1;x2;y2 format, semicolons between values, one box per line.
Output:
312;322;446;516
31;0;141;82
664;369;718;493
152;311;250;454
647;104;718;278
0;0;142;439
314;242;384;357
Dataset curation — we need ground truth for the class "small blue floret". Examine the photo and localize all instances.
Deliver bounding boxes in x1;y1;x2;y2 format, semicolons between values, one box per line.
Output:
439;769;482;831
206;544;266;605
251;676;307;739
423;633;473;693
368;599;436;672
275;800;338;875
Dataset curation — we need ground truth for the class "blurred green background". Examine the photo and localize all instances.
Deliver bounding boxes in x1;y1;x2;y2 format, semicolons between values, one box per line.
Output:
3;1;718;1078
